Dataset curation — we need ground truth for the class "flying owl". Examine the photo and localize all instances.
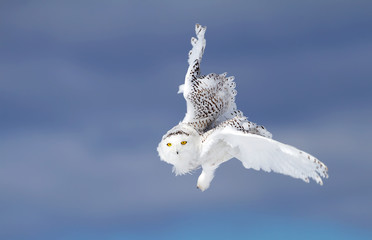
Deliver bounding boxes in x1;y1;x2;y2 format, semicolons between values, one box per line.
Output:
157;24;328;191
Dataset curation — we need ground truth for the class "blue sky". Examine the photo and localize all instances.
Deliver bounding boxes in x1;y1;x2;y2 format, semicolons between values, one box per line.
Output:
1;1;372;239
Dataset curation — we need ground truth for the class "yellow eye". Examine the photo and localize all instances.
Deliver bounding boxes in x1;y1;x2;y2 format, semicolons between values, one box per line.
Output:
166;143;172;147
181;141;187;145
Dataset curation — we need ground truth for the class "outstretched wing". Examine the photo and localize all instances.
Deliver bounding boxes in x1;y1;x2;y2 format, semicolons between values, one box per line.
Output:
179;24;245;132
201;121;328;185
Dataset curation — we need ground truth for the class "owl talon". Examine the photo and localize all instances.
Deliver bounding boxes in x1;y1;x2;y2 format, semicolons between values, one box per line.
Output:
196;183;208;192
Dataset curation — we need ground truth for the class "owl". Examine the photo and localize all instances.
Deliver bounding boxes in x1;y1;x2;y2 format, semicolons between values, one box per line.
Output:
157;24;328;191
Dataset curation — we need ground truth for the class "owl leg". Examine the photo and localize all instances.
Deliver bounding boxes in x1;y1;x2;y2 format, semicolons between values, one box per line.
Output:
197;164;217;191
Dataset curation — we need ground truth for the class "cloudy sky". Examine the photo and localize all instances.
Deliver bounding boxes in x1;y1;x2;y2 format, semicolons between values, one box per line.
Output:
1;1;372;239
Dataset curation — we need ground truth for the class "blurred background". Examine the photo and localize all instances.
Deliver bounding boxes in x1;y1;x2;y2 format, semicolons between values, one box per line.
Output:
1;1;372;239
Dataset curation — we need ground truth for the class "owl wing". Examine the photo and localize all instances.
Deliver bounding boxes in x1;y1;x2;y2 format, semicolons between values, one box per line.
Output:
178;24;242;132
201;119;328;185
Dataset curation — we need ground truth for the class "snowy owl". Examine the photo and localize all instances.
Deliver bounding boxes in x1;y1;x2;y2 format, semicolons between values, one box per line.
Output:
157;24;328;191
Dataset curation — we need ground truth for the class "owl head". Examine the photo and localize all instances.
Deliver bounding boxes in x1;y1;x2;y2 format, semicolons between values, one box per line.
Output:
157;123;201;175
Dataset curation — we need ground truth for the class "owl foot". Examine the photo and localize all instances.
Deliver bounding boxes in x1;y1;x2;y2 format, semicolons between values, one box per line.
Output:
197;167;215;191
196;182;210;192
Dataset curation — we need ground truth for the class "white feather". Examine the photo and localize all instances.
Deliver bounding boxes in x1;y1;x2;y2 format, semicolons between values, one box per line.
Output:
201;126;328;185
177;84;184;94
187;23;206;66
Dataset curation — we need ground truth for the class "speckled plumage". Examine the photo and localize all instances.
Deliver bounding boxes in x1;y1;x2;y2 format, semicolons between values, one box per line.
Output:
157;24;328;191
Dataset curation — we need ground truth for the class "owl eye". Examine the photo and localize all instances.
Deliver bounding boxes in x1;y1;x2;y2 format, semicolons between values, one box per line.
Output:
181;141;187;145
166;143;172;147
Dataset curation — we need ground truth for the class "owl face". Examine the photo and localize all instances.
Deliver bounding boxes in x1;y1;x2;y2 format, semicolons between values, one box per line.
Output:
157;128;200;175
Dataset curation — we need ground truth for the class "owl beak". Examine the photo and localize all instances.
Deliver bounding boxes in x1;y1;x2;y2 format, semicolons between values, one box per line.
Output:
176;151;179;155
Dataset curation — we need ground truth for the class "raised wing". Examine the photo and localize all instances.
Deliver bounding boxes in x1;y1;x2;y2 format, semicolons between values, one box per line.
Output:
179;24;245;133
201;124;328;185
178;24;206;96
